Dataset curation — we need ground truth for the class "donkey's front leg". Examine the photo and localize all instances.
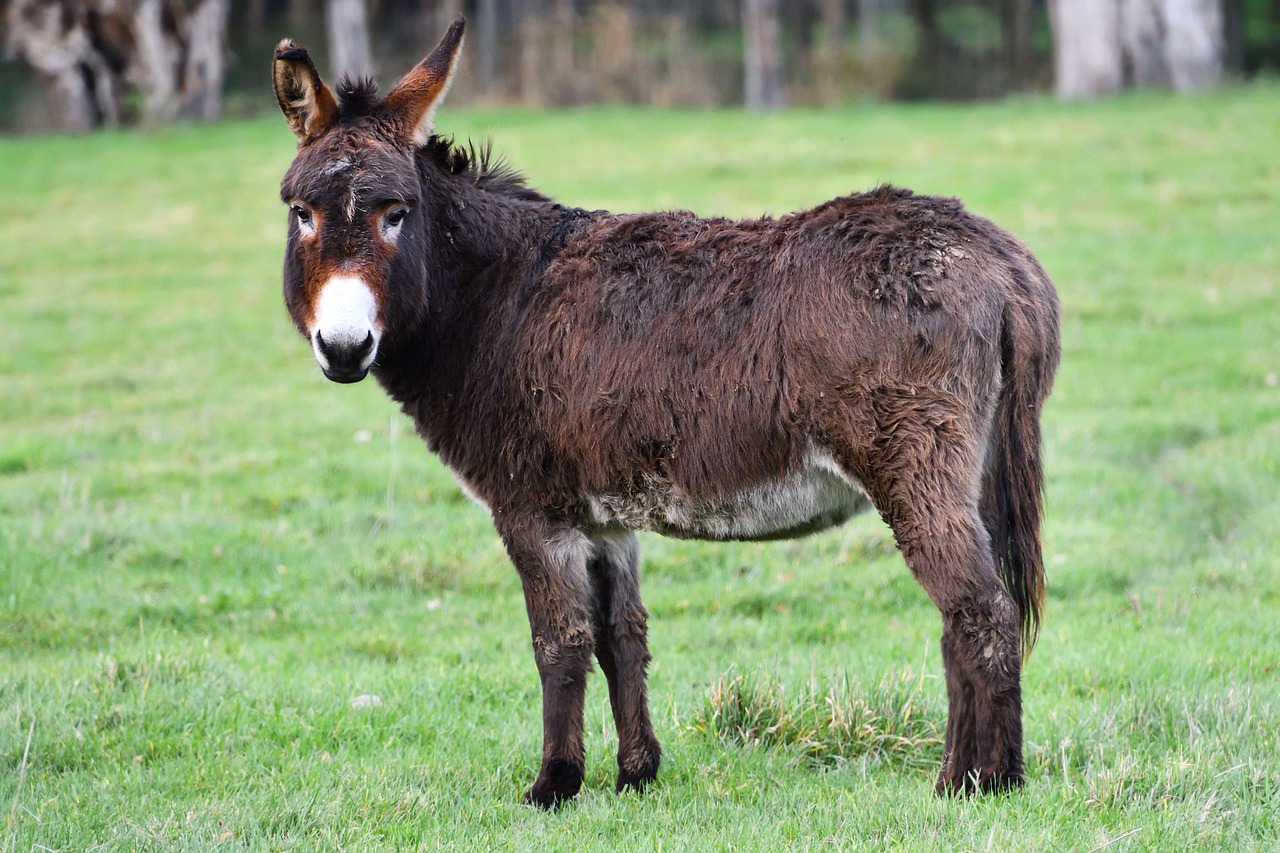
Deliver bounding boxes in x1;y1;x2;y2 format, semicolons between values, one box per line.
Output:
499;517;596;808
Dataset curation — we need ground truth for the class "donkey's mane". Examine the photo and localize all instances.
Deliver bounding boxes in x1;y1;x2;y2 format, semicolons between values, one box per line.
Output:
421;136;551;203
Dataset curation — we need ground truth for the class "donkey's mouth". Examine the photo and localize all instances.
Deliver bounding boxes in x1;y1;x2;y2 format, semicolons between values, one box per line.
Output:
322;366;370;384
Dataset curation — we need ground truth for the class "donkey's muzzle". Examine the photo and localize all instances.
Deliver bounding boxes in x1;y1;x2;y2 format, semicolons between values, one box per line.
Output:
315;330;375;383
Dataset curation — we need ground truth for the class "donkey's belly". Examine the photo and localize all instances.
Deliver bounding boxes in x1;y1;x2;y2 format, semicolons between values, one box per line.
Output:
585;447;872;542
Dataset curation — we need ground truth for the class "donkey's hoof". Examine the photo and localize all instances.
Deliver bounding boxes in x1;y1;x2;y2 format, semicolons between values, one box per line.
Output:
979;771;1025;795
934;766;1024;797
934;771;968;798
615;743;661;794
522;759;583;809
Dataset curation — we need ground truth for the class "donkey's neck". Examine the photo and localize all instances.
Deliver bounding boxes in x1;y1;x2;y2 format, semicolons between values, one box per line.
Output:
434;177;577;282
373;154;590;422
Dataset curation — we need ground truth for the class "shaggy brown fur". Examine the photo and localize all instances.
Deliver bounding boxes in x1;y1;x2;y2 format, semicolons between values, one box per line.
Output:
273;20;1060;807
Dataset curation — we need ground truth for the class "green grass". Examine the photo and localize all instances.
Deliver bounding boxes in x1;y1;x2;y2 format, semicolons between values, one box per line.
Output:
2;85;1279;850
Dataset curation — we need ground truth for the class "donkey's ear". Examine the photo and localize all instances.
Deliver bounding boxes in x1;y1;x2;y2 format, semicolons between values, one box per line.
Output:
273;39;338;142
384;18;465;147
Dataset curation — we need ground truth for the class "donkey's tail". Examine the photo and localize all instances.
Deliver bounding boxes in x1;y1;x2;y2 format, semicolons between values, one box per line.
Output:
983;256;1060;656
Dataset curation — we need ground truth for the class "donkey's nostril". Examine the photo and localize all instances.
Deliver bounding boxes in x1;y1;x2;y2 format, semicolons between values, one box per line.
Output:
358;331;374;355
314;330;339;363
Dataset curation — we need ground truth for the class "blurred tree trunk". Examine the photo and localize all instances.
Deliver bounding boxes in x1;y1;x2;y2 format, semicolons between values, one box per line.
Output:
1001;0;1032;80
246;0;268;36
131;0;228;122
5;0;110;131
785;0;816;67
814;0;849;104
1120;0;1173;86
1049;0;1122;97
518;0;544;104
290;0;324;31
1222;0;1244;74
1160;0;1224;90
743;0;785;108
183;0;228;120
857;0;877;54
476;0;498;95
326;0;373;81
551;0;576;101
132;0;184;121
5;0;228;130
820;0;845;51
907;0;943;93
1050;0;1224;98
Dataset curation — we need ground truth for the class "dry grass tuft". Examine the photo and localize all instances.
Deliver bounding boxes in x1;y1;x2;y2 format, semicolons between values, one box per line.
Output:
689;669;944;771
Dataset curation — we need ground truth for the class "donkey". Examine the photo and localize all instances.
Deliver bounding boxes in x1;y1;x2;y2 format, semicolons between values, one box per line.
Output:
272;19;1059;807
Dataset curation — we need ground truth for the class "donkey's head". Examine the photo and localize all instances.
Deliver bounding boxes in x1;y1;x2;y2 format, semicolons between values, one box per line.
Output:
273;20;464;383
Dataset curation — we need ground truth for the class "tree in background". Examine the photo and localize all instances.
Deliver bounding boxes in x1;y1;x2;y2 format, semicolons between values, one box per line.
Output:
1048;0;1226;98
4;0;228;131
6;0;1280;132
325;0;372;81
743;0;786;109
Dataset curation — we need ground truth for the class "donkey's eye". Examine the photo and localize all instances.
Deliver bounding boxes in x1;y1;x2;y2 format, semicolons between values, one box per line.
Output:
382;207;410;241
291;204;312;225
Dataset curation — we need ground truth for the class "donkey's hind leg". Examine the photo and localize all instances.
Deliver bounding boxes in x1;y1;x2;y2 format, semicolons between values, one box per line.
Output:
860;427;1025;794
588;530;662;792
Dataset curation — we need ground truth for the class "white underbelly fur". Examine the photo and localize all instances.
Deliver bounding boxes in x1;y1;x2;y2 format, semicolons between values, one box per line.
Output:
585;445;872;541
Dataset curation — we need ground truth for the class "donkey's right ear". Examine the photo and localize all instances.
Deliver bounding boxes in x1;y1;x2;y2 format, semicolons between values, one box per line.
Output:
273;40;338;143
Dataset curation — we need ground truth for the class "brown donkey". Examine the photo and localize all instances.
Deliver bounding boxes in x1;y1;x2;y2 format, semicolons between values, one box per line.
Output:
272;20;1059;806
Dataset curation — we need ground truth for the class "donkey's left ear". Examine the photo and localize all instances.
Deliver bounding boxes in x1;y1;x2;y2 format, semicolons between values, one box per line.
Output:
384;18;465;147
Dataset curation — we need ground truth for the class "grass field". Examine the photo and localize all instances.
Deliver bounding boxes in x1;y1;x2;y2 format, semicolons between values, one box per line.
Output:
2;84;1279;850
